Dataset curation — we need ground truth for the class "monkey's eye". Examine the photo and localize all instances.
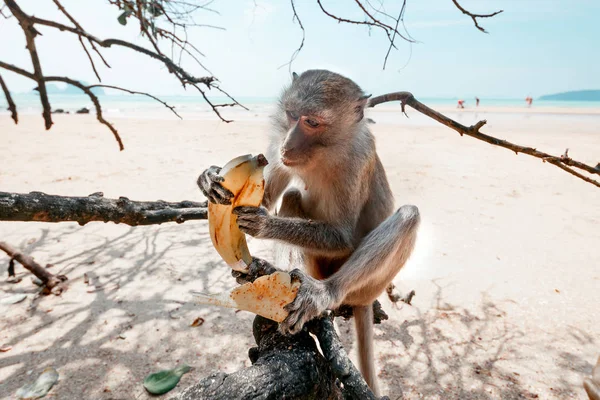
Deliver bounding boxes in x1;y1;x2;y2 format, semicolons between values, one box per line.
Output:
305;118;319;128
287;111;299;121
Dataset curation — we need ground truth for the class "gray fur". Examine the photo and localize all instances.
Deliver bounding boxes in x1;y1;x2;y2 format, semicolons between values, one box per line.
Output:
199;70;421;394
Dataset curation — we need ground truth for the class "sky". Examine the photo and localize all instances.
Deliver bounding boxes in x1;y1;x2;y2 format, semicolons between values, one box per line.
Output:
1;0;599;99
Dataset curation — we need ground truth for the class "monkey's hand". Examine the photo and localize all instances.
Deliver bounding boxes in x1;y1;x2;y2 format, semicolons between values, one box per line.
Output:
233;206;271;238
231;257;278;285
197;166;234;205
279;269;336;335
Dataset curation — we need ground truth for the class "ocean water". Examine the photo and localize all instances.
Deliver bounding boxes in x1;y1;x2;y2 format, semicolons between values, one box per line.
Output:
2;93;600;121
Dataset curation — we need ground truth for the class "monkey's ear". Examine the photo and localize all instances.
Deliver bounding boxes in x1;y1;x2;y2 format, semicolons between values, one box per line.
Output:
292;72;299;82
355;94;371;122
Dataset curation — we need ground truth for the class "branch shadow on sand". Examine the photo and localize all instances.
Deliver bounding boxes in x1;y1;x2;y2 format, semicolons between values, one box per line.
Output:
0;220;258;399
374;281;595;399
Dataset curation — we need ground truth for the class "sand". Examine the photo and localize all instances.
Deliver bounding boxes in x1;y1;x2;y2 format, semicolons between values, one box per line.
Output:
0;105;599;399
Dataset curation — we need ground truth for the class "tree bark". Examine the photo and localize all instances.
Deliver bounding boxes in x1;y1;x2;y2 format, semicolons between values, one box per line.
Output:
0;191;207;226
173;316;341;400
0;241;66;290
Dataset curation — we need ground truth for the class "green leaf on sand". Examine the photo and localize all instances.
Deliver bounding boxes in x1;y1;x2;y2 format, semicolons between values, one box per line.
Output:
16;367;59;399
143;365;192;395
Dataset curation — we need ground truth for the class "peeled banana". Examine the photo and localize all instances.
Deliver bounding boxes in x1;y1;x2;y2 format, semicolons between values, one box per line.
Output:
208;154;268;272
192;271;299;322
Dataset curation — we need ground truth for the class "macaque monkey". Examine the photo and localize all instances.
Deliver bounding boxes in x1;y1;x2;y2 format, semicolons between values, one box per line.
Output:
198;70;420;394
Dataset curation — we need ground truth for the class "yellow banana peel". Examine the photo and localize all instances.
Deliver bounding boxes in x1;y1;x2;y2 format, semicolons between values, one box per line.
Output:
208;154;268;272
192;271;299;322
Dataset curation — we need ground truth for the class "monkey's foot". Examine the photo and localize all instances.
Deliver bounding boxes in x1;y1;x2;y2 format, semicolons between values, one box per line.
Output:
280;269;334;335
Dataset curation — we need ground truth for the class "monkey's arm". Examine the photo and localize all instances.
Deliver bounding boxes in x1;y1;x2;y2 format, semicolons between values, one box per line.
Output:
233;206;354;257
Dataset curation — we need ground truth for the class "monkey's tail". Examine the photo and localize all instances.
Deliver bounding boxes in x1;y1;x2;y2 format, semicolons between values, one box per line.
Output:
354;304;380;396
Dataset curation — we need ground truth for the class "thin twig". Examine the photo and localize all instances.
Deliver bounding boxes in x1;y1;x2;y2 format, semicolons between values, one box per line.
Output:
317;0;413;43
279;0;305;72
382;0;406;69
52;0;106;79
451;0;503;33
88;84;182;119
0;72;17;123
368;92;600;188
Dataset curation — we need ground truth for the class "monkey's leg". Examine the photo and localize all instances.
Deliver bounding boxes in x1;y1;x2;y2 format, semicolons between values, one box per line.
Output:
336;205;421;306
281;205;420;331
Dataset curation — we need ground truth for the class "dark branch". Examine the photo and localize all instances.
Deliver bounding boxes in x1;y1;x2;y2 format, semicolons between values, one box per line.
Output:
0;241;67;291
316;0;414;69
451;0;503;33
309;313;381;400
51;0;104;81
173;316;341;399
368;92;600;188
0;191;207;226
5;0;52;129
0;72;17;123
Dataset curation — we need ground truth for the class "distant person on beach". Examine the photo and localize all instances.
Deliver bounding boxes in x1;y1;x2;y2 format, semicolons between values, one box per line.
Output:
475;97;480;107
457;99;465;109
525;96;533;107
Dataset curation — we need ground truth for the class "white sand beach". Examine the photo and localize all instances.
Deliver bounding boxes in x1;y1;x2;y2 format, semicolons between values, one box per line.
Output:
0;105;599;399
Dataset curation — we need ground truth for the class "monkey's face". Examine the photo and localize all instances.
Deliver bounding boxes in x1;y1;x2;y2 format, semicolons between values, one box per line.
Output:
279;109;329;168
277;70;369;170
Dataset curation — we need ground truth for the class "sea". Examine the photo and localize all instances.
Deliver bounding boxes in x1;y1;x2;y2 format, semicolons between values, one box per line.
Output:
2;93;600;121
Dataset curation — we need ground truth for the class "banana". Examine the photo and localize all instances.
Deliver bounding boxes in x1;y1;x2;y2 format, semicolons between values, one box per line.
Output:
208;154;268;272
192;271;299;322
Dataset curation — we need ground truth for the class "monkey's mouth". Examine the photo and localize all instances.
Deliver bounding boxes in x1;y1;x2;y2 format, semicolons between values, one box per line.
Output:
281;157;303;167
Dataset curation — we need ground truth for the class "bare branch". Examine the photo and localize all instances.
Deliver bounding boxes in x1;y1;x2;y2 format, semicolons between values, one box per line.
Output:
0;60;125;149
368;92;600;188
279;0;305;72
382;0;406;69
0;191;207;225
88;84;182;119
0;241;67;291
316;0;414;69
309;313;380;400
451;0;503;33
5;0;53;129
51;0;106;79
0;72;17;123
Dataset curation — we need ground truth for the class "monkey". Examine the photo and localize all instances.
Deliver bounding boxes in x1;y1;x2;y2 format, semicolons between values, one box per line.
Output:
198;69;420;394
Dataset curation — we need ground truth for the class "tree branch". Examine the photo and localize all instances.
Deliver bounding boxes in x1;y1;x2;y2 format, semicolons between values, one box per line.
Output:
0;61;179;149
5;0;52;129
0;191;207;226
0;72;17;123
451;0;503;33
173;316;341;399
88;84;182;119
309;312;381;400
0;241;67;291
316;0;414;69
368;92;600;188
